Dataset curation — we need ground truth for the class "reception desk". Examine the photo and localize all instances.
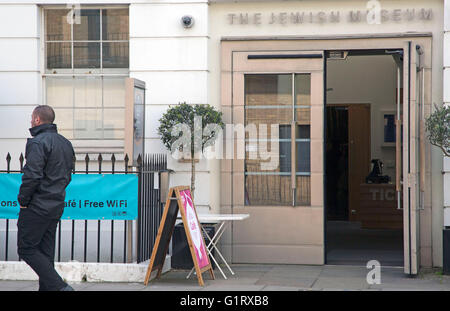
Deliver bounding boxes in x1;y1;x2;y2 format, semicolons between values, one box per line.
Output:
359;184;403;229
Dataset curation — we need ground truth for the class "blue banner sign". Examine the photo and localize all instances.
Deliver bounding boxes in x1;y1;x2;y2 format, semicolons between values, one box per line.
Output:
0;174;138;220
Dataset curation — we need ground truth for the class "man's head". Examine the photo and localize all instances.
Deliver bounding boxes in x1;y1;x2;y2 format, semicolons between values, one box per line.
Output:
31;105;55;128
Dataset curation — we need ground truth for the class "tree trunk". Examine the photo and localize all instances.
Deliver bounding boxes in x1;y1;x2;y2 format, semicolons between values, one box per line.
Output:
191;156;196;199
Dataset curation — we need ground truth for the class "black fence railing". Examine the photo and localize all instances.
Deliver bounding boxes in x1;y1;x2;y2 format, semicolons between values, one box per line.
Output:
0;152;167;264
136;154;167;264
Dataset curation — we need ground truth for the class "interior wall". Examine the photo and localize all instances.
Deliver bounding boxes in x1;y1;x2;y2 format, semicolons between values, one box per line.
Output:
326;55;397;181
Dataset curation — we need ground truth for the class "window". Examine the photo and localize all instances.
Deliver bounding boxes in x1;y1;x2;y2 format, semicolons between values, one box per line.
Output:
45;76;126;140
44;7;129;147
244;74;311;206
45;8;129;71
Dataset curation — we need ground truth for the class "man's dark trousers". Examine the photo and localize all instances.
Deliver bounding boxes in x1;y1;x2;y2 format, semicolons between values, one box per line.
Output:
17;208;67;291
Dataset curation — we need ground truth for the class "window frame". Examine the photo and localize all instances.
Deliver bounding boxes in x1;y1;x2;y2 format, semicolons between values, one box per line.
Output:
41;5;130;152
42;5;129;75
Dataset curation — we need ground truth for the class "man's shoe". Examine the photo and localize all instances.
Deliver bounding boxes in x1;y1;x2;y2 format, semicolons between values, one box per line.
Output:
60;284;75;291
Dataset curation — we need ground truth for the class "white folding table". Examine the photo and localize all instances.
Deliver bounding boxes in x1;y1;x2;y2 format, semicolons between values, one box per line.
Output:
184;213;250;280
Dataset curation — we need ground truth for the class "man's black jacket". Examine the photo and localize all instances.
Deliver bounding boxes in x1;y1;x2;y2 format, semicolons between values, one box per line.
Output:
17;123;74;219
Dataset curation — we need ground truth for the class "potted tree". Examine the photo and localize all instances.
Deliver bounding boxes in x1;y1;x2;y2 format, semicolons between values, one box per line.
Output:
425;104;450;274
157;102;224;199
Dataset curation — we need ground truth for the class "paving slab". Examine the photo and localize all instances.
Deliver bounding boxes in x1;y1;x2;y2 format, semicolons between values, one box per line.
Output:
370;279;450;291
229;264;275;273
266;265;324;279
312;277;371;290
202;284;266;291
319;265;371;278
143;285;203;291
211;268;267;281
261;285;303;291
0;281;37;291
256;275;317;288
205;276;260;285
81;282;148;291
17;284;38;291
70;282;96;291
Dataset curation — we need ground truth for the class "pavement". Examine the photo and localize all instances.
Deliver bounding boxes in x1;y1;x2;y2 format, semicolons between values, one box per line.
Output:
1;264;450;291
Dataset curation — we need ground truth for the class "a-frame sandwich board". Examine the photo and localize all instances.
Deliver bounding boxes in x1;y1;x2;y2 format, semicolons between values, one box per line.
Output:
144;186;214;286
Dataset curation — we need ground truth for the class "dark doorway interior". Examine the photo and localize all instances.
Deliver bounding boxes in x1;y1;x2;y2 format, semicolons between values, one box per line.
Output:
326;106;349;221
325;104;403;266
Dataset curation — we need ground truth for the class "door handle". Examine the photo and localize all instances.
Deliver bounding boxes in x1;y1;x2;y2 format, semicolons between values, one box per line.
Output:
396;119;402;211
397;191;403;210
395;66;402;211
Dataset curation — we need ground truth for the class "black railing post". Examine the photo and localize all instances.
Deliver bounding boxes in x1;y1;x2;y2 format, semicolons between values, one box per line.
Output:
156;154;162;254
84;154;89;263
5;153;11;261
110;154;115;263
136;154;142;263
148;154;153;261
148;154;152;263
147;154;151;262
123;154;129;263
71;155;76;261
6;153;11;173
97;154;102;263
18;154;24;261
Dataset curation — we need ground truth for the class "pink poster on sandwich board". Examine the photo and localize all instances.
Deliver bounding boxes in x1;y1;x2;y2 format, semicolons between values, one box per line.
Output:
179;189;209;269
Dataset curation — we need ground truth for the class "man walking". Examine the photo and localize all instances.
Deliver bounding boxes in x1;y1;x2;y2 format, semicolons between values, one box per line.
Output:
17;105;75;291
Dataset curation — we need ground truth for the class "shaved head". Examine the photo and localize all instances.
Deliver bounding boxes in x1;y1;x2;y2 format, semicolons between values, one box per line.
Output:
33;105;55;125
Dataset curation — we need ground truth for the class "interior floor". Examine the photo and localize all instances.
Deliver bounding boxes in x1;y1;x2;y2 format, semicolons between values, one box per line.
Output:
326;221;403;266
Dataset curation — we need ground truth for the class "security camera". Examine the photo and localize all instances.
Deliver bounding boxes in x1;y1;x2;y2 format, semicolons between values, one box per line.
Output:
181;15;194;28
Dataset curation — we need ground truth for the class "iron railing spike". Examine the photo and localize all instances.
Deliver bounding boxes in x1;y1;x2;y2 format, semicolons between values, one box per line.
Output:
124;154;129;173
137;154;142;166
19;153;24;172
98;153;102;173
85;154;90;173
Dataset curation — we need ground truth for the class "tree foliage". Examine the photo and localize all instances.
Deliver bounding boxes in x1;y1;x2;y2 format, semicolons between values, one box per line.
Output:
157;102;225;198
425;104;450;157
157;102;224;155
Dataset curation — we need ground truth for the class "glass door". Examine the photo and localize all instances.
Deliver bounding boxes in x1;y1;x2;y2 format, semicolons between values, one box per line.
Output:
230;51;324;264
244;73;311;206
